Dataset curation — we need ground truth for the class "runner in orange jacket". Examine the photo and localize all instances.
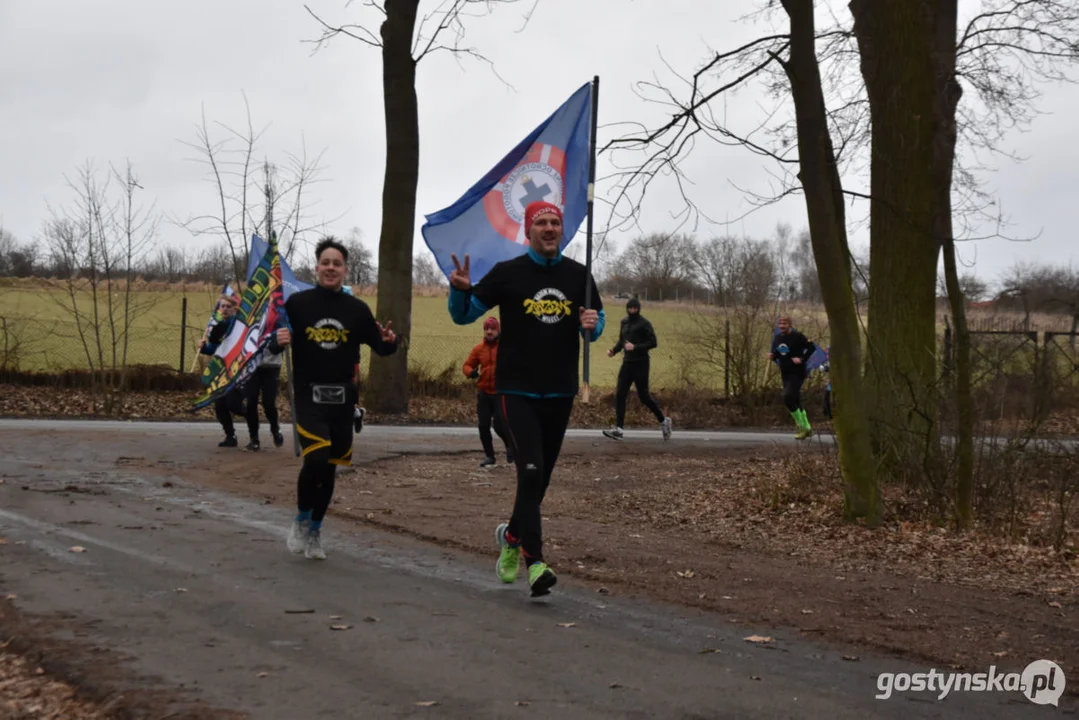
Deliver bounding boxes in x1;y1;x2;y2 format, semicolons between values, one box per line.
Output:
463;317;513;468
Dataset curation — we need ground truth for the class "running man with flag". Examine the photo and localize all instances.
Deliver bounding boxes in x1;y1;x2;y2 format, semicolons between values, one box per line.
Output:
427;80;601;596
448;201;604;597
269;236;397;560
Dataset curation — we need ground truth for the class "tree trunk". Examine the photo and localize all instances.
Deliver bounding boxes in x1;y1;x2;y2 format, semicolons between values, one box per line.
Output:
851;0;941;479
928;0;971;528
366;0;420;414
943;241;973;527
781;0;880;525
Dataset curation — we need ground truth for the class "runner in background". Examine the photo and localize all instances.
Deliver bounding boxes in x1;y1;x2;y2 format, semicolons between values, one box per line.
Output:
463;317;513;468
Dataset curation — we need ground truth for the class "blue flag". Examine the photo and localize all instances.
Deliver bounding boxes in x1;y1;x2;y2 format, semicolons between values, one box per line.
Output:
421;82;593;284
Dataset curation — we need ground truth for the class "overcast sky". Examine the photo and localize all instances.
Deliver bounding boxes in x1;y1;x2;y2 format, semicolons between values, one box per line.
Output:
1;0;1076;284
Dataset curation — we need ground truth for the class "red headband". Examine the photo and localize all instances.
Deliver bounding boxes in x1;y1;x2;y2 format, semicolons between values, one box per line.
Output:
524;200;563;237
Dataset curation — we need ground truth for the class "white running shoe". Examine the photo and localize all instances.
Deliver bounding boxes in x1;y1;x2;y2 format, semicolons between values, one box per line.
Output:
287;518;311;554
305;529;327;560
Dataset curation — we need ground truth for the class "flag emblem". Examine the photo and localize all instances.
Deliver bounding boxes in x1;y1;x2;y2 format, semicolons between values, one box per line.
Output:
483;142;567;244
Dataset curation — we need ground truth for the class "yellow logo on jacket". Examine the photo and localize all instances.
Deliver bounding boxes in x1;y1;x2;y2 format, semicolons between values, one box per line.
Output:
523;288;572;324
306;318;349;349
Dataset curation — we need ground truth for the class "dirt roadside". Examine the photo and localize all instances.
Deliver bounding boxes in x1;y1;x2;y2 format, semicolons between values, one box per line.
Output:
1;426;1076;715
179;439;1078;693
0;597;245;720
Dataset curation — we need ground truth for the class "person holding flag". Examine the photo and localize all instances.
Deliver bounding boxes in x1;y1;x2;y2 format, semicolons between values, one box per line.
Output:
448;201;605;597
197;291;247;447
426;79;602;596
269;236;397;561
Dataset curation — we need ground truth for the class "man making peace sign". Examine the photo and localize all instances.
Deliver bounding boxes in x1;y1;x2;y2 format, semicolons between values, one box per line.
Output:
448;200;605;597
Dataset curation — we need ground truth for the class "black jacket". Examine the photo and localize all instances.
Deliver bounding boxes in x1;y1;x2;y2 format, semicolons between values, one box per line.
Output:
454;252;603;397
611;314;657;363
271;285;396;387
771;330;816;377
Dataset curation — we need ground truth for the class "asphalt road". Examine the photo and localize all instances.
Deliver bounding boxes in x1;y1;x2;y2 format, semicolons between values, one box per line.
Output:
0;420;1047;718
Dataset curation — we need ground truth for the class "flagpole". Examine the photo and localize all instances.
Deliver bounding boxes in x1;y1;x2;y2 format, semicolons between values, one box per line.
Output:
265;168;302;458
582;75;600;405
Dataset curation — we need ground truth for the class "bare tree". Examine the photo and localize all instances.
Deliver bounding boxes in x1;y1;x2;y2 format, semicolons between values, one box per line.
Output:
177;97;331;283
42;161;162;413
412;251;446;288
604;2;880;521
0;227;39;279
340;227;377;288
306;0;535;414
607;233;698;301
791;227;821;302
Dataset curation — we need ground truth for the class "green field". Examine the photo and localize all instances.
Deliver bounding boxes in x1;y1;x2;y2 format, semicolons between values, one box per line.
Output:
0;287;730;390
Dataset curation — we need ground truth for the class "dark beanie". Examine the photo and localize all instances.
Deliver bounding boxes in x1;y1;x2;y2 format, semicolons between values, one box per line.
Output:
626;296;641;311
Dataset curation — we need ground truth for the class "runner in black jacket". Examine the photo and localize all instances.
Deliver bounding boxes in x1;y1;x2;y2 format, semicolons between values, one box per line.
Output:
603;296;671;441
270;237;397;560
768;314;817;439
448;200;605;597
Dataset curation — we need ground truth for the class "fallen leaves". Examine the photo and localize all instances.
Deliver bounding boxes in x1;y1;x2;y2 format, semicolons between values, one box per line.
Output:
414;700;439;707
68;546;86;553
676;569;696;579
329;624;352;631
0;649;108;718
556;622;577;628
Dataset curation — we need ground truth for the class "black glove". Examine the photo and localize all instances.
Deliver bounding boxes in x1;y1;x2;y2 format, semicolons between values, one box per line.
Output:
469;367;480;380
353;406;365;434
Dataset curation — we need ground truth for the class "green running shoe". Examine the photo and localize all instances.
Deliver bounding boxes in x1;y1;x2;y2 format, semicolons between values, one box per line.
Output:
495;523;521;583
528;562;558;597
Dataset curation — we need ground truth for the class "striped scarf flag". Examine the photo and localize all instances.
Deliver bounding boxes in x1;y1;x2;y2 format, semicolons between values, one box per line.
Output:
192;235;285;410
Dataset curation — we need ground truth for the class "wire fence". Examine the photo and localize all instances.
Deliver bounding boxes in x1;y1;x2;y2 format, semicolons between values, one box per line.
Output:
3;306;1076;406
0;311;714;390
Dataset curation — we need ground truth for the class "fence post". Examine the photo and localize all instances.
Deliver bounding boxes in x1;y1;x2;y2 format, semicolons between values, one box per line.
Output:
724;318;731;398
179;297;187;373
